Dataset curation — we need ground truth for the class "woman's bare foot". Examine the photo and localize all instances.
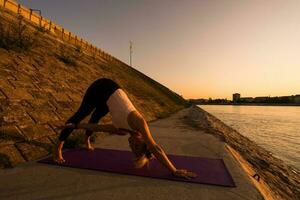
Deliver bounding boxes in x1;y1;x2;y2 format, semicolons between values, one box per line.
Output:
85;136;94;151
53;141;66;163
53;152;65;163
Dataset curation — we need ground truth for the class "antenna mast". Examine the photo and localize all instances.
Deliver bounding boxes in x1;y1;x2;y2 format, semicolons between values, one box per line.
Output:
130;41;133;66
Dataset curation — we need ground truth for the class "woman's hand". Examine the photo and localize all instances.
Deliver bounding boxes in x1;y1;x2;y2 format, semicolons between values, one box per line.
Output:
172;169;197;179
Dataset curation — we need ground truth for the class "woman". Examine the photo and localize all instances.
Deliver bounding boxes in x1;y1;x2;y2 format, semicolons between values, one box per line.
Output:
53;78;196;179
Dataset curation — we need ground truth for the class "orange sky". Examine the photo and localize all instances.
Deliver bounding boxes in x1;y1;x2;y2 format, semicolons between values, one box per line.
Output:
19;0;300;99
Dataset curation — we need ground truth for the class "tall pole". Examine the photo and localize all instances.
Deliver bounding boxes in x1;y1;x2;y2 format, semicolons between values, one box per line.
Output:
130;41;133;67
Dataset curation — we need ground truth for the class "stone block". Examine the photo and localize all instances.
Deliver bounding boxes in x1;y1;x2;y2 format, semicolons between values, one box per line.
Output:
2;87;34;101
15;139;50;161
0;68;12;79
0;98;9;113
13;73;35;82
18;124;56;141
28;89;52;99
47;121;65;135
0;139;15;147
18;99;33;109
35;136;55;150
51;91;71;103
0;48;11;66
67;92;83;103
33;80;55;92
51;80;71;93
15;63;37;76
27;98;55;110
2;106;34;126
0;145;25;168
54;109;75;121
28;109;60;124
10;80;36;89
66;81;88;94
0;125;25;142
53;100;74;110
0;79;14;92
0;89;7;100
47;134;59;145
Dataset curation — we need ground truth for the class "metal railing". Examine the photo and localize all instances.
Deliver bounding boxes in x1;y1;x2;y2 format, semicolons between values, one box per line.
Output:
0;0;124;65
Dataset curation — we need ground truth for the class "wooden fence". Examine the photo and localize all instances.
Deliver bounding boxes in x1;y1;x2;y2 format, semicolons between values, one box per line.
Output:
0;0;124;65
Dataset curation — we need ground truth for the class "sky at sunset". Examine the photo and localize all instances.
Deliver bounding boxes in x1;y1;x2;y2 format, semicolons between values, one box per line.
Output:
17;0;300;99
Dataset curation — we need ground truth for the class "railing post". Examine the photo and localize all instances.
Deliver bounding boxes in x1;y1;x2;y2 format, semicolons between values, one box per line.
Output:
75;36;77;45
80;38;83;46
49;21;52;31
61;28;64;40
68;32;71;41
17;4;21;15
29;9;32;20
3;0;7;7
40;16;42;27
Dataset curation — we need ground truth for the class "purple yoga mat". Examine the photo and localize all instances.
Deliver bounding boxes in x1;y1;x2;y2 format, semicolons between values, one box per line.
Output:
38;148;235;187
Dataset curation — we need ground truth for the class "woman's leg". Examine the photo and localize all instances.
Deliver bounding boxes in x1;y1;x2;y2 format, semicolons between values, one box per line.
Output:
54;91;96;163
58;101;95;141
84;105;109;150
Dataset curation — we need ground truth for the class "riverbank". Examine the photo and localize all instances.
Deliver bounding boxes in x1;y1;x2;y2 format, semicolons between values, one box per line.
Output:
186;105;300;200
200;104;300;171
0;107;263;200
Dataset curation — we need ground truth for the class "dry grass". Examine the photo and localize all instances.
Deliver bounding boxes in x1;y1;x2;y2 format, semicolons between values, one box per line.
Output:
0;15;41;52
56;44;84;66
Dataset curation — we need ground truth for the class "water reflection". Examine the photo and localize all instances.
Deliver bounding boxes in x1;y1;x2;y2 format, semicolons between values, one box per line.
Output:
200;105;300;170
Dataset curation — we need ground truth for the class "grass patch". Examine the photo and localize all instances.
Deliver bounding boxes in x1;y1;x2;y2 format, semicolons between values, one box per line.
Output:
56;44;78;66
56;44;84;66
0;15;40;52
57;53;77;66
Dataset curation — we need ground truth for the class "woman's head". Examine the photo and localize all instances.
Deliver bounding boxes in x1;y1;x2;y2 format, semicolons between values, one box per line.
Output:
128;134;153;168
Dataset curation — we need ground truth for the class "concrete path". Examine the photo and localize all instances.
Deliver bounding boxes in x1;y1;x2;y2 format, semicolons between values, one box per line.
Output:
0;108;263;200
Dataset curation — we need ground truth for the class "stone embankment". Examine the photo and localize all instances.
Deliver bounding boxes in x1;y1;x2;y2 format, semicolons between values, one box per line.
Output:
183;105;300;200
0;8;186;168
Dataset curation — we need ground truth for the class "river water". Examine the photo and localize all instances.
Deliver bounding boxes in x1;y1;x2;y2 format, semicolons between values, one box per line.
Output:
199;105;300;170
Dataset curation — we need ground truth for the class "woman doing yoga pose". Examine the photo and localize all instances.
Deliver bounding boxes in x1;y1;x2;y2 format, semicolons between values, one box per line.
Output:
53;78;196;179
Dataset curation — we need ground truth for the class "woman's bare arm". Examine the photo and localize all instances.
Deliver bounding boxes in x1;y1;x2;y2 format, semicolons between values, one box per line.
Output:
137;120;177;173
142;124;197;179
128;111;197;179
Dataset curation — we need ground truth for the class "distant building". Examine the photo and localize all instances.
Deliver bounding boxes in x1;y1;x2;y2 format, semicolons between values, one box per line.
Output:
189;98;208;104
254;96;269;103
232;93;240;103
240;97;254;103
230;93;300;104
294;95;300;103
